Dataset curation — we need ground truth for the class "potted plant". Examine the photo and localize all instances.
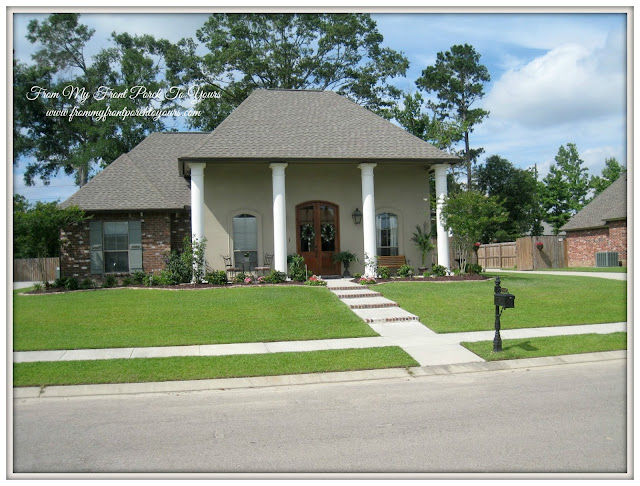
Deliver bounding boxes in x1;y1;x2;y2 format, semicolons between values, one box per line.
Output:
411;223;435;273
536;241;544;250
332;251;358;277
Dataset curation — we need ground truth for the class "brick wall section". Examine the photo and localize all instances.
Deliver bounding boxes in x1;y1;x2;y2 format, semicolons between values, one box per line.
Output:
60;211;186;280
565;220;627;267
171;210;191;252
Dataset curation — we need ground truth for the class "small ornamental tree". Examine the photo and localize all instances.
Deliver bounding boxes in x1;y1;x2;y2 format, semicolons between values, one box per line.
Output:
440;191;508;272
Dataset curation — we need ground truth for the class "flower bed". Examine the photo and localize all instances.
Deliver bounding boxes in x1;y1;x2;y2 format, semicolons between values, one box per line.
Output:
351;274;489;284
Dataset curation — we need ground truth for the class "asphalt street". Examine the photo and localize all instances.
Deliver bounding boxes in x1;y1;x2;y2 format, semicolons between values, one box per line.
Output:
12;359;628;477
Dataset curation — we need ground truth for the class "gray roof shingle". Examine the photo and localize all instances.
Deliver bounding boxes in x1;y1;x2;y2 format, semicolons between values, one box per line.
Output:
561;173;627;231
60;132;209;210
180;89;459;164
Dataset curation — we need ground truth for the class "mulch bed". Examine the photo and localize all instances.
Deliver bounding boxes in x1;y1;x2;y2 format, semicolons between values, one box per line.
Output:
352;274;490;284
21;281;307;294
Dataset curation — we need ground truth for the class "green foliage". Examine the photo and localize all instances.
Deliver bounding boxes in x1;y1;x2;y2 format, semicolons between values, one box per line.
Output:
541;143;591;234
164;248;192;284
13;195;87;258
262;270;287;284
590;157;625;197
441;190;508;269
205;270;228;285
464;263;483;275
410;223;435;266
431;264;448;277
120;276;132;287
288;253;307;282
102;275;117;288
14;14;172;187
232;272;250;284
79;278;95;290
396;264;415;278
332;251;358;263
305;276;327;286
131;271;147;285
415;44;491;189
163;13;409;130
353;273;362;279
476;155;541;241
64;277;79;291
377;266;391;279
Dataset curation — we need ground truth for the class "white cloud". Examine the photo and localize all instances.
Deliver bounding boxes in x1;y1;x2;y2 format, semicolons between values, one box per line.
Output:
483;41;625;129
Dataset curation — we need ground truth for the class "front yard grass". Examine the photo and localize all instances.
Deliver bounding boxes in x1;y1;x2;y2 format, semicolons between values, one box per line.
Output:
374;273;627;333
13;347;418;387
461;332;626;361
13;286;377;351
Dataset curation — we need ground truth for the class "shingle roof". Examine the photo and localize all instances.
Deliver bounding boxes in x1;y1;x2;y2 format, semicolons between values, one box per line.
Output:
561;173;627;231
180;89;459;165
60;132;209;210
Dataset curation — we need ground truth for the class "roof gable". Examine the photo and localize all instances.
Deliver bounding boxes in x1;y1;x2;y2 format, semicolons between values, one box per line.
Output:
180;89;459;163
561;173;627;231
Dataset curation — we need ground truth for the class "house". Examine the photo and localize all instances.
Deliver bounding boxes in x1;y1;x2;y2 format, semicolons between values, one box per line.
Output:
60;89;459;279
560;172;627;267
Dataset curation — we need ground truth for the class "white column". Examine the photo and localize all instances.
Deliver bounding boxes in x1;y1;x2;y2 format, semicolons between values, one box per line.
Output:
359;163;377;277
270;163;288;273
189;162;206;280
434;164;450;271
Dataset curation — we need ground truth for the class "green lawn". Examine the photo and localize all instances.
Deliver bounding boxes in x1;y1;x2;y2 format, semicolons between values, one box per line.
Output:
13;286;377;351
13;347;418;387
538;266;627;273
461;332;627;361
374;273;627;333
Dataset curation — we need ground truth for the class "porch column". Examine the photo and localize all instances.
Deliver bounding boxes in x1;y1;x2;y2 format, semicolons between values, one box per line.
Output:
189;163;206;244
270;163;288;273
189;162;206;280
359;163;377;277
434;164;450;271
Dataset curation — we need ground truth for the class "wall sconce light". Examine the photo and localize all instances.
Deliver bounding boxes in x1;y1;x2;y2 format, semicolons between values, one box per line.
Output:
352;208;362;225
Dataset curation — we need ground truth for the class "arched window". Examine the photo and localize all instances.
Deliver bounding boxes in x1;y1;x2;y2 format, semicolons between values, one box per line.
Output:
233;214;257;271
376;213;398;256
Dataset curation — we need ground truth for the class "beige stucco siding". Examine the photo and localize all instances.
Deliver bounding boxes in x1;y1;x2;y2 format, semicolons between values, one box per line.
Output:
202;162;431;274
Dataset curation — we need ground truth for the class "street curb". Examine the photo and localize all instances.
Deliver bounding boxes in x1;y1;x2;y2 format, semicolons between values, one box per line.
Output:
12;350;626;400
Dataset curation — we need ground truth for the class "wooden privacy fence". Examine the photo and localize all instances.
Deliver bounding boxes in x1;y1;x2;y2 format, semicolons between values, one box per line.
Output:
13;258;59;282
516;236;566;270
476;242;517;269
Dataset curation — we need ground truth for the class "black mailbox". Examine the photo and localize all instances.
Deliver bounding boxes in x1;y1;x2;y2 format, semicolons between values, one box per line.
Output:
494;292;515;308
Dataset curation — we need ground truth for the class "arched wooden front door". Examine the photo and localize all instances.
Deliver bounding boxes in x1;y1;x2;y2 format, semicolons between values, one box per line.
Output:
296;201;340;276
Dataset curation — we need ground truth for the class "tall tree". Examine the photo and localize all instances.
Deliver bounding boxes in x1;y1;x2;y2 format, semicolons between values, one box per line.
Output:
540;143;591;235
162;13;409;130
476;155;539;241
590;157;625;196
14;14;172;187
415;44;490;191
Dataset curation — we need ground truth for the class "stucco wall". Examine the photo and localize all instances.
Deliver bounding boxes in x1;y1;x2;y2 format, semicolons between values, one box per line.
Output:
565;220;627;267
202;162;432;275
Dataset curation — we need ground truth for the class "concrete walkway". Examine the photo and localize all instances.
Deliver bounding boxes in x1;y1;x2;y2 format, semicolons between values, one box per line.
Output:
485;269;627;280
14;278;627;368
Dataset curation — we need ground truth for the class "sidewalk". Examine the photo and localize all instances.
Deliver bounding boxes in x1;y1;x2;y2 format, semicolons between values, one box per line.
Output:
14;278;627;368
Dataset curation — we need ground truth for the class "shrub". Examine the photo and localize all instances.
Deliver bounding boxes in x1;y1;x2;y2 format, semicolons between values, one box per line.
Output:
233;272;250;284
80;278;95;290
396;264;414;278
353;272;362;279
121;276;132;287
288;253;307;282
263;270;287;284
54;276;68;288
32;282;43;291
377;266;390;279
465;263;483;275
164;249;192;284
431;264;447;277
305;275;327;286
205;270;228;285
102;275;117;288
453;268;461;276
145;274;159;287
131;271;147;285
64;277;79;291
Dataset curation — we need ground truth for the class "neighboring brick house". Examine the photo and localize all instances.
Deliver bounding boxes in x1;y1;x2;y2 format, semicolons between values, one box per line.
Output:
60;89;460;280
561;173;627;267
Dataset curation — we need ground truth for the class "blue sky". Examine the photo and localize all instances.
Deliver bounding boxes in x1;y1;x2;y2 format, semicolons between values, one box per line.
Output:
11;10;629;203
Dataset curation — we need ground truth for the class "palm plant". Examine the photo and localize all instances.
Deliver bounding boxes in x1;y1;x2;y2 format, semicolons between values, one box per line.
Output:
411;223;435;267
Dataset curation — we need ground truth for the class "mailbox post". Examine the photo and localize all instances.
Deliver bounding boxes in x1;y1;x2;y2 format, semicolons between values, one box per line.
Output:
493;276;515;352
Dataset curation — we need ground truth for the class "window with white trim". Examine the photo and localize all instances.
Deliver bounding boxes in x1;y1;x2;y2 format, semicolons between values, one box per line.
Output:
376;213;399;256
232;214;258;271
